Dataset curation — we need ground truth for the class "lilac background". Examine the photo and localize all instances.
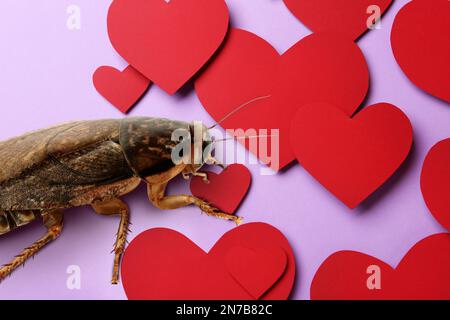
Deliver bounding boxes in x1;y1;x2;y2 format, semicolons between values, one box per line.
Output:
0;0;448;300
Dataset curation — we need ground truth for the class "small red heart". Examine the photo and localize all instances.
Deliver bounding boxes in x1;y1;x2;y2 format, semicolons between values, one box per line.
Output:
421;138;450;231
190;164;251;214
311;233;450;299
290;102;413;208
226;246;287;299
121;223;296;300
195;29;369;171
107;0;229;94
283;0;392;40
391;0;450;103
93;65;150;113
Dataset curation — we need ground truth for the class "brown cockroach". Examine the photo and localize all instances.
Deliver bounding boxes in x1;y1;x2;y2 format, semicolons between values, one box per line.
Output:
0;116;243;284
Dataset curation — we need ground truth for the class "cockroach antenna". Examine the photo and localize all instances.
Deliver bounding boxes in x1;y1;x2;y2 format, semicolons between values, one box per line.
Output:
212;134;279;144
208;95;271;129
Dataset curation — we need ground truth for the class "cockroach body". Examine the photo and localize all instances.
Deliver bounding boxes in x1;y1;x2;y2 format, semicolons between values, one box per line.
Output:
0;117;238;284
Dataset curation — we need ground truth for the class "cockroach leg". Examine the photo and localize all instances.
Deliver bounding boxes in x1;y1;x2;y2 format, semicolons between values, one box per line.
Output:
182;171;209;183
197;202;243;225
192;172;210;184
0;209;64;282
207;156;226;169
147;183;242;225
91;198;130;285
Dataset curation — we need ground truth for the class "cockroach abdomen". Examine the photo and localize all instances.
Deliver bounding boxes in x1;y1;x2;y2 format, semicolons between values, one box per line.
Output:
0;211;10;234
10;211;36;227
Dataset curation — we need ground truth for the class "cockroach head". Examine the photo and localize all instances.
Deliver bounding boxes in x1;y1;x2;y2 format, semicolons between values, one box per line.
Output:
186;120;214;171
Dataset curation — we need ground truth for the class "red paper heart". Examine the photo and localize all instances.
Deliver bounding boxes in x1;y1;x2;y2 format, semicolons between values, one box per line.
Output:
311;233;450;300
121;223;295;300
283;0;392;40
225;246;287;299
391;0;450;103
421;139;450;231
93;65;151;113
195;29;369;171
107;0;229;94
190;164;251;214
290;102;413;208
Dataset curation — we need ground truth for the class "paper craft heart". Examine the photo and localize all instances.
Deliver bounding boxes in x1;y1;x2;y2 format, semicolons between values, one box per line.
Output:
421;139;450;231
311;233;450;299
283;0;392;40
290;102;413;208
121;222;295;300
226;246;287;299
391;0;450;103
107;0;229;94
93;65;151;113
195;29;369;171
190;164;251;214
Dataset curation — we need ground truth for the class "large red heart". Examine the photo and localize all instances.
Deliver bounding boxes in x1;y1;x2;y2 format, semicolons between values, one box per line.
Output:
93;65;151;113
195;29;369;171
290;102;413;208
391;0;450;103
121;223;296;300
421;138;450;231
190;164;251;214
107;0;229;94
283;0;393;40
311;233;450;299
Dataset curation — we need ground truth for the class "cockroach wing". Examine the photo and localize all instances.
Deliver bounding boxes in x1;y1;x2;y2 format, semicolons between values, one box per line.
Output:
0;119;137;210
0;121;84;184
43;119;138;183
45;140;135;186
0;140;135;210
0;119;122;185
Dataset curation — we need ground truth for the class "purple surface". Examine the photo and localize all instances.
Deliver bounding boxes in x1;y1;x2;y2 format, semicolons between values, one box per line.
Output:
0;0;448;300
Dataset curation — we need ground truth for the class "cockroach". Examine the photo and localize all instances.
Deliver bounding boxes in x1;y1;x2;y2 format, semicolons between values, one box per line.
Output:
0;116;245;284
0;95;271;284
0;96;270;284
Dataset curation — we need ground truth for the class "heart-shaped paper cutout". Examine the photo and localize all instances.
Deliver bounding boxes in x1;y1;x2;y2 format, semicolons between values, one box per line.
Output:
421;138;450;231
226;246;287;299
107;0;229;94
290;102;413;208
195;29;369;171
283;0;392;40
311;233;450;299
93;65;151;113
121;222;295;300
190;164;251;214
391;0;450;103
